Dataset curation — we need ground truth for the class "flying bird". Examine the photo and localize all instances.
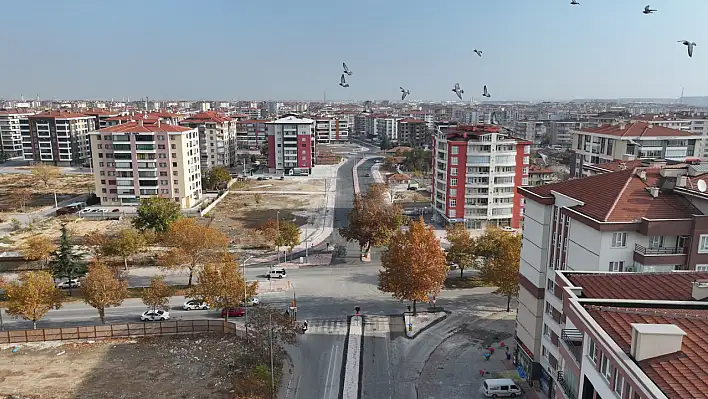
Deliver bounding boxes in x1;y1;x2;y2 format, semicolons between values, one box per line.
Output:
483;85;491;98
642;5;656;14
678;40;697;57
343;62;353;76
339;74;349;88
400;87;410;101
452;83;464;100
570;0;579;4
474;49;483;57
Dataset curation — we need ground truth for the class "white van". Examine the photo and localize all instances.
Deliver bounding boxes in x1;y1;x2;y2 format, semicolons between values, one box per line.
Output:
267;267;287;279
482;378;521;397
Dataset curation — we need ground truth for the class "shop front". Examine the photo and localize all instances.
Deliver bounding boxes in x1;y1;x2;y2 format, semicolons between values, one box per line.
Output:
513;335;541;380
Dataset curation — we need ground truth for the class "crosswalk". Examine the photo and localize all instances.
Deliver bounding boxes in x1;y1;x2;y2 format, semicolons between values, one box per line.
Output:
300;316;395;335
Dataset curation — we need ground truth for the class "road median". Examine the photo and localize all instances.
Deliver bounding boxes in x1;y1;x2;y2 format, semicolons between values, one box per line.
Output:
341;315;363;399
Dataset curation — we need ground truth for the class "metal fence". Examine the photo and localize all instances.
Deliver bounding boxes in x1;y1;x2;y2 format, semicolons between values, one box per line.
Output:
0;319;243;344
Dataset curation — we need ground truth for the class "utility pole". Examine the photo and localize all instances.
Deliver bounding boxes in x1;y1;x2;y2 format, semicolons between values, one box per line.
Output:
269;313;275;399
242;255;253;341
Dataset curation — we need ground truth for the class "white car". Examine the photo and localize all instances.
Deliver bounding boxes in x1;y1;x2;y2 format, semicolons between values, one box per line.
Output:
183;299;209;310
56;279;81;289
249;297;260;306
141;309;170;321
501;226;516;233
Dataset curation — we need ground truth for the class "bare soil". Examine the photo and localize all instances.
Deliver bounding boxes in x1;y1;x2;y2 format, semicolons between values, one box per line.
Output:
0;173;93;213
1;217;127;251
0;335;250;399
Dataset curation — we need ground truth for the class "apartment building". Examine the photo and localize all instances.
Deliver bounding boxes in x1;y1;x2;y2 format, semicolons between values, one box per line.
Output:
82;109;121;131
549;121;588;149
396;119;429;148
235;119;269;150
633;114;708;159
513;121;547;144
0;109;34;159
90;120;202;208
569;122;701;177
546;270;708;399
407;110;435;128
375;116;400;142
430;124;531;230
179;111;236;169
313;117;349;144
528;166;555;187
514;162;708;393
236;108;262;120
266;115;315;175
26;110;96;166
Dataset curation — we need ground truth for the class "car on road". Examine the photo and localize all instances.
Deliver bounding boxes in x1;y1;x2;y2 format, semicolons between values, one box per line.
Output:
501;226;516;233
221;307;246;318
365;173;371;177
267;267;286;279
183;299;210;310
141;309;170;321
56;279;81;289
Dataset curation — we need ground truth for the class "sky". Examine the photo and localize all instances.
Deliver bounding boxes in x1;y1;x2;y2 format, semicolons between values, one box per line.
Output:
1;0;707;102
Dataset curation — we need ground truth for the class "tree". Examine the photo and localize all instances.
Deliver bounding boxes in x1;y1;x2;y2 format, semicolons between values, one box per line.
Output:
104;228;147;270
475;227;522;312
31;163;60;187
378;217;448;314
4;271;64;329
257;219;278;248
383;156;397;171
83;230;110;261
188;252;258;321
445;224;477;279
8;188;32;212
339;183;406;257
245;305;297;363
81;261;128;323
21;235;56;270
402;148;432;173
206;166;232;190
160;218;230;287
132;197;182;233
275;221;300;254
140;275;173;311
48;223;86;296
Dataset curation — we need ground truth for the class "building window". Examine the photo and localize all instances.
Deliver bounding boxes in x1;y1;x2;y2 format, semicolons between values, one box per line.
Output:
614;372;624;396
609;261;624;272
449;188;457;196
611;232;627;248
542;345;549;360
451;146;459;155
601;355;612;381
451;157;458;165
522;177;528;185
700;235;708;253
449;199;456;207
696;265;708;271
547;278;555;293
523;156;529;164
522;167;528;175
450;178;457;187
588;338;598;364
450;167;457;176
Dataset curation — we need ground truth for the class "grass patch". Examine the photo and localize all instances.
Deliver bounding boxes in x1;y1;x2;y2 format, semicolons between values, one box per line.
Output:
443;275;491;289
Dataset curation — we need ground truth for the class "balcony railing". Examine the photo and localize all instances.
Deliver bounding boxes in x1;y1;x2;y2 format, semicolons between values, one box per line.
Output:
557;371;578;399
634;244;686;255
561;329;583;365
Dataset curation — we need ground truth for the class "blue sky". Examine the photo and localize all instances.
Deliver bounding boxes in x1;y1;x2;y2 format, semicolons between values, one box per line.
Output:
1;0;706;101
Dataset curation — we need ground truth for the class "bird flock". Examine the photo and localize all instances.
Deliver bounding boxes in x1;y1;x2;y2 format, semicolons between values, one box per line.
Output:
339;3;696;102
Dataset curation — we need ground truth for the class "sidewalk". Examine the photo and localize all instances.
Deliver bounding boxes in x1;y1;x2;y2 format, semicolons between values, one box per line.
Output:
501;359;543;399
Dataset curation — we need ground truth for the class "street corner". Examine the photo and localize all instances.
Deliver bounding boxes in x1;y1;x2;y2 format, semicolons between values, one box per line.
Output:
403;310;448;338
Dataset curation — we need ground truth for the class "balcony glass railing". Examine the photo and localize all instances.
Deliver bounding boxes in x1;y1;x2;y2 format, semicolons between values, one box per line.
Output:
634;244;686;255
556;371;578;399
561;329;583;365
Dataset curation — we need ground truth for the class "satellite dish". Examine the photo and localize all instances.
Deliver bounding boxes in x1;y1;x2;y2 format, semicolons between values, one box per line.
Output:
698;179;707;193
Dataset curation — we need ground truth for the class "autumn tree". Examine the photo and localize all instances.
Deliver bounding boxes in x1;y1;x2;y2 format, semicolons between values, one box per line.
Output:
205;166;232;190
48;223;86;296
379;217;448;314
160;218;229;286
8;187;33;212
188;252;258;321
141;275;173;311
81;261;128;323
275;221;300;254
339;183;406;258
104;228;147;270
445;223;477;279
83;230;110;261
475;227;522;312
132;197;182;233
256;219;279;248
4;271;64;329
31;163;60;208
245;305;297;366
21;235;56;270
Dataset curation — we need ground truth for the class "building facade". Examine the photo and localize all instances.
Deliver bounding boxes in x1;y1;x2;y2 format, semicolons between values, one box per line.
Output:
314;117;349;144
266;115;315;175
430;124;531;230
26;111;96;166
235;119;269;150
0;109;34;159
397;118;429;148
90;120;202;208
179;111;236;169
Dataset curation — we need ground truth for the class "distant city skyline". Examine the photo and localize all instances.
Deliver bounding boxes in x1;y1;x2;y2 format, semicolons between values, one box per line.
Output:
1;0;707;101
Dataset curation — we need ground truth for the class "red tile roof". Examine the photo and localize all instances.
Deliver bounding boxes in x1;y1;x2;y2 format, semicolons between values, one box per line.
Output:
29;110;89;119
0;109;35;116
236;119;271;124
98;121;192;133
180;111;231;124
521;168;701;222
529;165;553;174
589;159;646;173
582;122;693;138
567;272;708;301
82;109;119;116
587;306;708;399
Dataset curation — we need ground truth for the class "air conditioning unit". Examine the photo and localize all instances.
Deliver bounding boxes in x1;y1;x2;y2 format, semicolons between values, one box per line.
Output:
625;266;635;272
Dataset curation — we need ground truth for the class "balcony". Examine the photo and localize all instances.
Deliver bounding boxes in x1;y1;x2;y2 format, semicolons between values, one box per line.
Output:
556;371;578;399
561;329;583;365
633;244;687;266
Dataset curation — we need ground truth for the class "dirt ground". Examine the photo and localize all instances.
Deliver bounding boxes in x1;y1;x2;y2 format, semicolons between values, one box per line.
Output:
237;177;325;193
1;217;127;250
0;173;93;213
393;189;430;203
0;335;248;399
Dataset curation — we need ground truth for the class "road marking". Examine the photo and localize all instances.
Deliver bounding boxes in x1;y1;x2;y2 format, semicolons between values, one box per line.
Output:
323;344;337;399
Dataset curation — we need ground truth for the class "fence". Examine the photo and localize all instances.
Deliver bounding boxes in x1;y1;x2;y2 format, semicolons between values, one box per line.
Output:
0;319;243;344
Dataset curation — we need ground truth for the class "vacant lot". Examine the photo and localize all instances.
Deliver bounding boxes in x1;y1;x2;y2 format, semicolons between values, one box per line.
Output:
0;173;93;213
0;334;253;399
236;177;325;193
1;217;125;250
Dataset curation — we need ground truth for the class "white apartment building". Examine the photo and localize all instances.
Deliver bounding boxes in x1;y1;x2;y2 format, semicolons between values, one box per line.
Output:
513;121;547;145
179;111;236;169
26;111;96;166
90;120;202;208
314;117;349;144
266;115;315;175
0;109;34;159
632;115;708;159
375;116;400;142
549;121;588;149
514;162;708;397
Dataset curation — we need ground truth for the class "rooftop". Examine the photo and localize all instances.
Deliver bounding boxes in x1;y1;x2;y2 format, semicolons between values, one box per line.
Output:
29;110;89;119
398;118;426;124
566;271;708;301
98;121;192;134
180;111;231;124
268;115;314;124
581;122;695;138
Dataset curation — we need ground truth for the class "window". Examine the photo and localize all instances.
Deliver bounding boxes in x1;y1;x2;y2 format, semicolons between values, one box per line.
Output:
611;232;626;248
542;345;549;359
450;157;458;165
648;235;664;248
523;156;529;164
171;144;176;149
547;278;555;293
449;199;457;207
449;188;457;196
450;167;457;176
522;167;528;175
451;146;458;155
699;234;708;253
543;324;551;338
601;355;612;381
450;178;457;186
588;338;598;364
697;265;708;272
614;372;624;396
522;177;528;185
609;261;624;272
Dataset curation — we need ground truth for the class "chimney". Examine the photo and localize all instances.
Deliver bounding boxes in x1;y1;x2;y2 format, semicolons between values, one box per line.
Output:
157;119;161;128
677;175;688;187
647;187;659;198
692;280;708;300
618;122;627;130
630;323;686;362
636;169;647;180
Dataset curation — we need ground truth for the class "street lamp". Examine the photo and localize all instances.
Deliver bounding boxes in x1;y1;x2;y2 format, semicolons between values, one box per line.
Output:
276;211;280;263
289;281;297;321
242;255;254;341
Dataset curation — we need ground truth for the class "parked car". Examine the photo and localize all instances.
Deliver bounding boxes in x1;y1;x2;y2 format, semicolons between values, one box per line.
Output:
365;173;371;177
183;299;209;310
501;226;516;233
247;297;260;306
141;309;170;321
56;279;81;289
221;307;246;318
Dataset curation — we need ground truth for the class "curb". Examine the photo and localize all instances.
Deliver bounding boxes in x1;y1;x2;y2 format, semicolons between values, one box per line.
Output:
339;315;352;399
357;316;365;399
403;309;452;340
